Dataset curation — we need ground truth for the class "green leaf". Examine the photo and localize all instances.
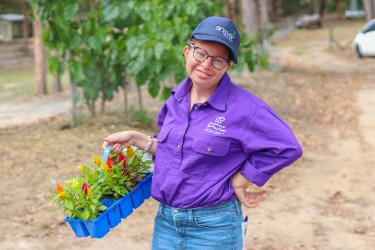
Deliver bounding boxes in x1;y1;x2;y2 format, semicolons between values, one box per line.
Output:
64;200;74;210
82;209;90;220
63;3;79;20
102;5;120;22
148;78;160;97
154;43;164;60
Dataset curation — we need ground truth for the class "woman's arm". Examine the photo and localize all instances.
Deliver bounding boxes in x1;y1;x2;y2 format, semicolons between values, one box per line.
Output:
103;130;157;155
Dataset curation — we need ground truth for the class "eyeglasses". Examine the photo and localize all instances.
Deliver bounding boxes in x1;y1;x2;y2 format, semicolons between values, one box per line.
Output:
188;43;230;70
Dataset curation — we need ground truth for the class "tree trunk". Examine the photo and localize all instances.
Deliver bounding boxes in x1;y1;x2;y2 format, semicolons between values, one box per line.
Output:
225;0;236;19
318;0;327;18
336;0;343;20
241;0;259;36
70;72;77;126
33;7;47;96
363;0;375;20
22;1;29;54
269;0;278;22
123;76;129;124
137;86;143;112
53;75;63;92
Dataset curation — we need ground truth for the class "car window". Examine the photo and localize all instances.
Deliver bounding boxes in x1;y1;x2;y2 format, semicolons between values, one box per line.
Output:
363;20;375;33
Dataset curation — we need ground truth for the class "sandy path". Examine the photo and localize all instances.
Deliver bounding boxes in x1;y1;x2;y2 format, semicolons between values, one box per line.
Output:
243;78;375;249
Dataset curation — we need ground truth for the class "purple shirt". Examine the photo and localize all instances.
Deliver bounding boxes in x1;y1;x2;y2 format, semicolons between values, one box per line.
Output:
151;73;302;208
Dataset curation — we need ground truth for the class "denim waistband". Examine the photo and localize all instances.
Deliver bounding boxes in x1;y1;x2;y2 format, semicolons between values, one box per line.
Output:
158;200;242;217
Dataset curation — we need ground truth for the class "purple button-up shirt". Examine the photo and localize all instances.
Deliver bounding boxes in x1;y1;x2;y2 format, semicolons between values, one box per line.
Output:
151;73;302;209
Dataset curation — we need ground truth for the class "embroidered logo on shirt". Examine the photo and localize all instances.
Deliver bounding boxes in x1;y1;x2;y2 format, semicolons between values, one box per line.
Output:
205;117;226;135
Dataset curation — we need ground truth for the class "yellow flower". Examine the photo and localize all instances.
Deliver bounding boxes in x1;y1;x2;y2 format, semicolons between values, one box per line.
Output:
126;147;135;157
78;165;84;172
66;179;79;188
93;155;101;167
58;191;65;198
101;162;110;172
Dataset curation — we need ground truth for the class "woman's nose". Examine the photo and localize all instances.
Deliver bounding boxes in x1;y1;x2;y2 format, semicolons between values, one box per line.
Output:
200;57;212;68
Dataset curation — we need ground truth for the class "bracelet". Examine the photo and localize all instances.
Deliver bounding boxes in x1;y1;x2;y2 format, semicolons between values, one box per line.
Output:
144;136;154;152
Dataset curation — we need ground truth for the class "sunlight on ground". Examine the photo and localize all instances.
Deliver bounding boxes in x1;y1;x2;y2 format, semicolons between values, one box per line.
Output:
0;66;70;100
275;19;367;55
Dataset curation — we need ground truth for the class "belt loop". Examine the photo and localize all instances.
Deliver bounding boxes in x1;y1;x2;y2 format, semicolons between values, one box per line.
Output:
188;209;193;223
234;200;242;216
159;203;165;218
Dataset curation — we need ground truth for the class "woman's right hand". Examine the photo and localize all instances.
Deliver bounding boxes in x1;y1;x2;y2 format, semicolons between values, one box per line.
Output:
103;130;156;155
103;131;136;154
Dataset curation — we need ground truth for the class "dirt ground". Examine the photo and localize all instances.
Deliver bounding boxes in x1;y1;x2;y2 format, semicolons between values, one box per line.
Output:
0;19;375;250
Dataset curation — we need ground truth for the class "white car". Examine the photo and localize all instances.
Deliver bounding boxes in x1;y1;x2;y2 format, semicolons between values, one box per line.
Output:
352;19;375;58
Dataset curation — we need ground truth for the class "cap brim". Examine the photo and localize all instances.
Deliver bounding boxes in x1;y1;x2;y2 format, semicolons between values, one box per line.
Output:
191;34;238;64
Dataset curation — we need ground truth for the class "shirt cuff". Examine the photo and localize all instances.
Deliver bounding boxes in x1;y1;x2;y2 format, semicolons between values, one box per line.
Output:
240;163;272;187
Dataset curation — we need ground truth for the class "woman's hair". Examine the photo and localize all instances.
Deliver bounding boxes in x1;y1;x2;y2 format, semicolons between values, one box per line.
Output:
187;37;199;46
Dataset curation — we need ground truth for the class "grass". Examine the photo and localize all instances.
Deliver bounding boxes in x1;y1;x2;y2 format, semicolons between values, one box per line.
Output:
275;18;367;52
0;65;70;101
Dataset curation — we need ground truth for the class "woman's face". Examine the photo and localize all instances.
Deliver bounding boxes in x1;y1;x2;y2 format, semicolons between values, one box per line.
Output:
183;40;232;91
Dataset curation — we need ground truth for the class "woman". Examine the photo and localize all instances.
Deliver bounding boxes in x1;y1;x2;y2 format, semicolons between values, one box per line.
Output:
103;16;302;250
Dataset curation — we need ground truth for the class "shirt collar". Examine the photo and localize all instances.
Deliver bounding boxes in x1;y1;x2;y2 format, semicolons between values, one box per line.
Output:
171;73;232;111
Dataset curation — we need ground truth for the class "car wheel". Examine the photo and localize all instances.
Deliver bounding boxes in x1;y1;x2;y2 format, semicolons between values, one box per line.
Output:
355;44;363;58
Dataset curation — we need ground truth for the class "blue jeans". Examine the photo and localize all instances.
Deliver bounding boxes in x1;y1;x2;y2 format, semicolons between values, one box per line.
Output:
151;200;244;250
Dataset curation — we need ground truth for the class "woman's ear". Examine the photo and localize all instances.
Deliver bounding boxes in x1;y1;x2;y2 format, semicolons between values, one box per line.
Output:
226;62;233;72
183;45;189;58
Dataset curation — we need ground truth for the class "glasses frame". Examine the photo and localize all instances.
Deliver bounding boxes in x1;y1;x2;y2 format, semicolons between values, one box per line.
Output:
188;43;231;70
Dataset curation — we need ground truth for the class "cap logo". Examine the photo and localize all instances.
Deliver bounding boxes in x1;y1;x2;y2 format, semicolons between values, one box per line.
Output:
215;25;236;42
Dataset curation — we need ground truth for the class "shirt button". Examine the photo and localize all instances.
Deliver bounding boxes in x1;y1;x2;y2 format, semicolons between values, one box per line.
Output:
203;103;207;106
207;147;212;152
173;209;179;214
195;106;198;110
177;144;181;150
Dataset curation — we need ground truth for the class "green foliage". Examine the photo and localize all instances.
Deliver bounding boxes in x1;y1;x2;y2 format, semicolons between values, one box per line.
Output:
97;163;130;200
236;33;268;72
51;175;106;221
280;0;304;15
32;0;266;115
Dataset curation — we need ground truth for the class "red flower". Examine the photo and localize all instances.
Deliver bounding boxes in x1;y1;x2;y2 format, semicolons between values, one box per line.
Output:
81;183;92;195
118;152;127;168
107;157;113;169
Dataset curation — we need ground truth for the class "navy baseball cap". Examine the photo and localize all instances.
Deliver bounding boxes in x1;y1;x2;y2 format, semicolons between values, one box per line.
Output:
189;16;240;64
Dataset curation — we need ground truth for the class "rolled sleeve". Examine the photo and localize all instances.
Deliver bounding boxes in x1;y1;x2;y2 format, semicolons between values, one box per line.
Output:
240;106;303;186
240;161;272;186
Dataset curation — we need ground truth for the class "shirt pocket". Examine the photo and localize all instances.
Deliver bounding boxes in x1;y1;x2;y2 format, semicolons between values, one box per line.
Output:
192;137;231;156
154;127;171;173
189;136;231;180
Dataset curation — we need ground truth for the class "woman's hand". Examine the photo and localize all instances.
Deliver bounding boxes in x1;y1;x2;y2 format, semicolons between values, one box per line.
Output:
103;130;156;155
232;171;267;208
103;131;137;154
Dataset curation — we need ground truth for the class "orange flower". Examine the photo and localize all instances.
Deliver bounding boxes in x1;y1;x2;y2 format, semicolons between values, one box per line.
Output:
56;184;64;194
125;147;135;157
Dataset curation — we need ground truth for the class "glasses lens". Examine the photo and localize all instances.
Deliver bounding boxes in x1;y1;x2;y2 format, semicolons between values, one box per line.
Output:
212;58;226;70
193;48;207;62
